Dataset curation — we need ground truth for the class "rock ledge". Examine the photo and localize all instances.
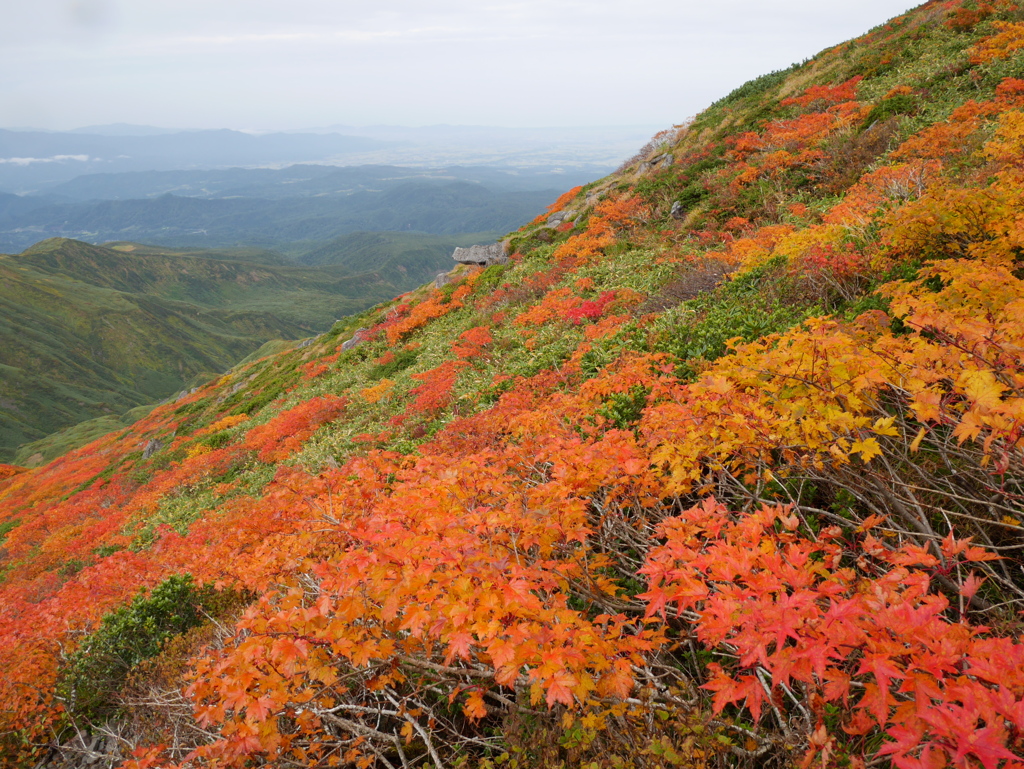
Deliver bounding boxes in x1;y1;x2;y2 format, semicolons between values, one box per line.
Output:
452;242;508;267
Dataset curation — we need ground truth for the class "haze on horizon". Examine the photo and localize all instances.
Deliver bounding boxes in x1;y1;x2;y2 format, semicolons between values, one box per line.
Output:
4;0;923;134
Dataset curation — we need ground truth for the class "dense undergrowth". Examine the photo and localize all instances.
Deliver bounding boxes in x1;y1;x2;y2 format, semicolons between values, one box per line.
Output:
2;1;1024;766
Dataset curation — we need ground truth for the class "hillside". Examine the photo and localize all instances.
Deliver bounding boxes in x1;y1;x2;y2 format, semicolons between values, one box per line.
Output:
3;2;1024;767
0;237;466;463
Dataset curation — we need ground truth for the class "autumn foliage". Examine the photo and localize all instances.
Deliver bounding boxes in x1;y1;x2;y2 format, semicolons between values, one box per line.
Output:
4;3;1024;769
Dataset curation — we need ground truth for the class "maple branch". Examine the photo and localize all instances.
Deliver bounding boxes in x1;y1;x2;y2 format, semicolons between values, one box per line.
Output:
396;654;494;680
319;711;402;747
385;692;446;769
708;718;784;759
319;702;401;718
755;667;797;742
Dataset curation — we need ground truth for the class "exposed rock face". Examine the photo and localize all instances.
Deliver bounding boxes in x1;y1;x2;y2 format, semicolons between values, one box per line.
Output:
341;328;369;351
434;271;453;288
452;242;508;267
546;210;574;227
142;439;162;459
638;153;674;174
670;200;687;220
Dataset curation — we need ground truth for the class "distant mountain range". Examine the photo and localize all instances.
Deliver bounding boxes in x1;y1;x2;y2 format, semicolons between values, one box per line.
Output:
0;164;598;253
44;163;599;200
0;128;390;191
0;123;653;193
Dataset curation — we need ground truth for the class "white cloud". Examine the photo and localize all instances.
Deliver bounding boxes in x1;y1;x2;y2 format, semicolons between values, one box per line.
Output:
0;155;91;165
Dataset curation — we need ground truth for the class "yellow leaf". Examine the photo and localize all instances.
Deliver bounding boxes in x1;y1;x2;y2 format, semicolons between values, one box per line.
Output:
872;416;899;437
850;436;882;462
909;427;927;454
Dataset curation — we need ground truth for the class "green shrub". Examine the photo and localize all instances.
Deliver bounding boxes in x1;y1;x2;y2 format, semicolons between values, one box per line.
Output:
862;93;918;127
368;348;419;380
470;263;511;297
655;258;814;373
673;183;710;215
201;431;233;450
596;386;649;430
710;64;803;108
0;518;18;546
230;385;285;416
56;574;237;724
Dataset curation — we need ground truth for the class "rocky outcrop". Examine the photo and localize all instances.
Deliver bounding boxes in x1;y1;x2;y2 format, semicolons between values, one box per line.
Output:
341;328;369;351
452;242;508;267
638;153;674;175
546;210;575;228
175;388;198;402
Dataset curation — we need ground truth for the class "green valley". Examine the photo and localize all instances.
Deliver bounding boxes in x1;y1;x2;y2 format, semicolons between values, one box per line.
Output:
0;234;485;462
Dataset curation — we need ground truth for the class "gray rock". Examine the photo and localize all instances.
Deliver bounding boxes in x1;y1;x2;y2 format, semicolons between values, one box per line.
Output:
435;271;453;288
341;327;368;351
638;153;674;175
143;439;162;459
175;387;198;401
670;200;687;220
452;242;508;267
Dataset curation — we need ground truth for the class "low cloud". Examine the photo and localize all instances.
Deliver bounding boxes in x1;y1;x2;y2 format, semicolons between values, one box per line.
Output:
0;154;91;165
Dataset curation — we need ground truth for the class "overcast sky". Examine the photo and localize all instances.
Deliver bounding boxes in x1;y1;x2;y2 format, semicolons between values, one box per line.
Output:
3;0;923;132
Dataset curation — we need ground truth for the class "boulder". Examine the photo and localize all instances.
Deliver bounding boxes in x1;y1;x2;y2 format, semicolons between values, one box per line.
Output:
546;210;572;227
435;271;453;288
452;242;508;267
341;327;369;351
638;153;674;175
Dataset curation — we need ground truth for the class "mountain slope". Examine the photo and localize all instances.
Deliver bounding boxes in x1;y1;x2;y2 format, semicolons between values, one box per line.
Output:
3;2;1024;767
0;238;460;462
